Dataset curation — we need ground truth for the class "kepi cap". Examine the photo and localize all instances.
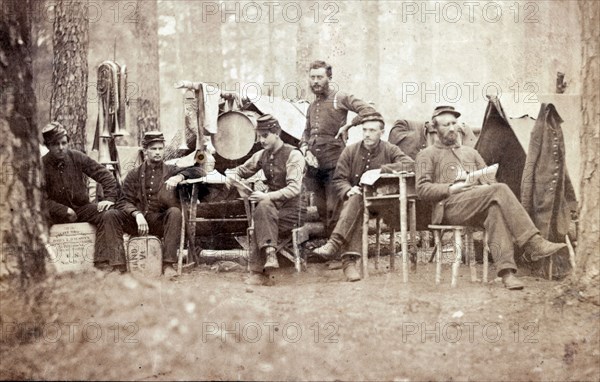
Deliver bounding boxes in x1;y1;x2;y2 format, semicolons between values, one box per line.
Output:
256;114;281;132
42;122;68;145
432;105;461;119
142;131;165;147
353;111;385;126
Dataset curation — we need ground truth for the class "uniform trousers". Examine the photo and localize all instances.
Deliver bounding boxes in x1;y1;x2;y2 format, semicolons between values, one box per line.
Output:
251;198;305;273
441;183;539;273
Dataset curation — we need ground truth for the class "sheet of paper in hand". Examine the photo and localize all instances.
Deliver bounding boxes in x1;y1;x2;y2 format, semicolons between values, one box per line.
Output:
199;170;228;184
360;169;382;186
225;171;254;195
465;164;499;185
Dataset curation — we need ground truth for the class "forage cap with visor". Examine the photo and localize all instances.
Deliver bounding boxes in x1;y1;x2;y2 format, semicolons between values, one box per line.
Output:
432;105;461;119
42;122;68;145
351;111;385;127
256;114;281;133
142;131;165;148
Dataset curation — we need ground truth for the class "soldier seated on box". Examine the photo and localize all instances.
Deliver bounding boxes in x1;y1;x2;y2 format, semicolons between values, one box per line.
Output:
116;131;205;277
42;122;127;272
225;114;306;286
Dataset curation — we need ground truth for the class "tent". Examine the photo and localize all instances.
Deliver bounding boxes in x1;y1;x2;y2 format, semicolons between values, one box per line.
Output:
475;95;581;199
475;95;578;278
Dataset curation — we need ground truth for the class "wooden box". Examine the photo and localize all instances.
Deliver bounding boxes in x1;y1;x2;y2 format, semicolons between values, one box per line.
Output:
48;223;96;273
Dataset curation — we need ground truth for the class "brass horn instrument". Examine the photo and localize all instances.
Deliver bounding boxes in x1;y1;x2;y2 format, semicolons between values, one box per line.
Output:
113;64;129;136
178;90;189;150
97;137;113;165
94;59;127;193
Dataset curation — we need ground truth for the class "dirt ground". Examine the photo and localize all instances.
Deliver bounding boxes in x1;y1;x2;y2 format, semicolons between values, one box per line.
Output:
1;252;599;382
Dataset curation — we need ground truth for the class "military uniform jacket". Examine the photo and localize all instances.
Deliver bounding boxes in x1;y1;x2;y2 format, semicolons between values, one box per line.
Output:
43;149;118;221
332;140;414;200
234;143;305;205
415;143;487;224
520;103;577;239
301;89;375;170
118;162;204;215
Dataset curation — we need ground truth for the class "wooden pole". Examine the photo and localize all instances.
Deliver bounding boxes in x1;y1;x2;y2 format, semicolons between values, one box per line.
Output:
434;230;441;285
451;228;462;288
400;175;408;283
362;189;369;279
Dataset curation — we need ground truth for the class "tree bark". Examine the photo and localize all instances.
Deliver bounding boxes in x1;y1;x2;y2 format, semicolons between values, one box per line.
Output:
1;0;49;285
134;0;160;145
295;11;318;99
50;0;89;152
573;1;600;304
362;1;380;104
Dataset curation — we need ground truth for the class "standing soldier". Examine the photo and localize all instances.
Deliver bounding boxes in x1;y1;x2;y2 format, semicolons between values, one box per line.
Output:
300;60;376;235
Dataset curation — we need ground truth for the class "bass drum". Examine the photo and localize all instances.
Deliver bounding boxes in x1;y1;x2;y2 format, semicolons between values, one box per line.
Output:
213;110;261;173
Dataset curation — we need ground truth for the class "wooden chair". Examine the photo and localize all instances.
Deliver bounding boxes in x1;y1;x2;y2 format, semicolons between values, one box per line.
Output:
177;181;249;274
428;225;490;287
245;198;310;273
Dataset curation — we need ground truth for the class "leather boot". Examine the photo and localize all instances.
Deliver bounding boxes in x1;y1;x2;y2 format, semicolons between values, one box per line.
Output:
522;234;567;262
313;240;340;257
501;270;524;290
263;248;279;269
342;256;361;282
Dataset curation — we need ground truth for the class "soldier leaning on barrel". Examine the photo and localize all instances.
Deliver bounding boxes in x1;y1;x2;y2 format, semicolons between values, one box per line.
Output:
116;131;205;278
41;122;128;273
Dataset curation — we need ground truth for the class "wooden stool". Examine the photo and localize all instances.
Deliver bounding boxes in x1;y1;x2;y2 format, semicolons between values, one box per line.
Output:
428;225;489;287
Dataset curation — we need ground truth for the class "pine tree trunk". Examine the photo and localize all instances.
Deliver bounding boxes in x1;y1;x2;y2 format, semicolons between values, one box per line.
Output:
50;0;89;152
363;1;380;104
295;13;317;98
135;0;160;145
1;0;49;285
573;1;600;304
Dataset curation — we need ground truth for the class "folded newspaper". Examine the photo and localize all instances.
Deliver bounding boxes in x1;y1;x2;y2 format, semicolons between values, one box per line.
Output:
463;164;499;184
359;169;382;186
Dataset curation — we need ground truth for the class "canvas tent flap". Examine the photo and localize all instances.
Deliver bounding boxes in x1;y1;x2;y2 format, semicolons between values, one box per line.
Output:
476;96;577;240
475;97;528;198
484;94;581;197
251;97;309;141
507;116;536;152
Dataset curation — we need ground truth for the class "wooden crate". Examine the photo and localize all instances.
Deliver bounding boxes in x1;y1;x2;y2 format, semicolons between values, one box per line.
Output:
126;236;163;278
48;223;96;273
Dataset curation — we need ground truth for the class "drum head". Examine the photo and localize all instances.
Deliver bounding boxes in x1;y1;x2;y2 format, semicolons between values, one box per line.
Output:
214;111;256;160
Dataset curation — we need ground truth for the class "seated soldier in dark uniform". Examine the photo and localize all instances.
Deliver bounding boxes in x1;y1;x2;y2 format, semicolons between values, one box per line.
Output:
42;122;127;272
225;115;306;286
312;112;414;281
117;131;204;277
